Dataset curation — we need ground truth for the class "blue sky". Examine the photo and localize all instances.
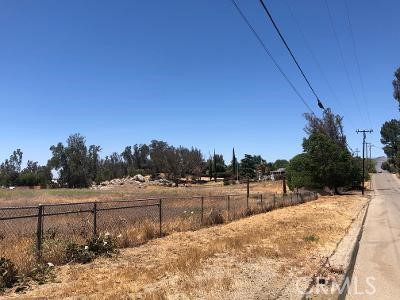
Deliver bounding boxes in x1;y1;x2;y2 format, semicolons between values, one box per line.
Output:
1;0;399;166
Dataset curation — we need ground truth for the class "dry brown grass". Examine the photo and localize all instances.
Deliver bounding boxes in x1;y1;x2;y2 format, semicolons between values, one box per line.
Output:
2;193;368;299
0;181;283;207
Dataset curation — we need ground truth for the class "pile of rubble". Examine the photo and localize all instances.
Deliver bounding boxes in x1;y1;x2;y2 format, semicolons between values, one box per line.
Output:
91;174;174;190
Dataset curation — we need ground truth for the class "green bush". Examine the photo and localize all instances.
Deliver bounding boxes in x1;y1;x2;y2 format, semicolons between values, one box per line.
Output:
0;257;18;290
65;243;95;264
87;233;116;256
65;233;117;264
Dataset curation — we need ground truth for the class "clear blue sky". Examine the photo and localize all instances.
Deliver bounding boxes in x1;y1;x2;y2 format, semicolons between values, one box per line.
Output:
1;0;399;166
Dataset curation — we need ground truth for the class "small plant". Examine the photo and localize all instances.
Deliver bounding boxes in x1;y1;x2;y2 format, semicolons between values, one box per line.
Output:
304;234;319;242
65;233;117;264
0;257;18;290
28;263;55;285
87;232;116;256
65;243;95;264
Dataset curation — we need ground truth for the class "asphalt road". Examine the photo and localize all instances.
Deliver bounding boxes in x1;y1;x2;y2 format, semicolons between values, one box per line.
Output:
346;172;400;299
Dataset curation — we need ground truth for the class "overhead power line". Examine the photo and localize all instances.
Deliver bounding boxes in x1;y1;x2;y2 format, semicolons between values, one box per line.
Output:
229;0;315;114
283;0;356;129
343;0;372;127
324;0;364;121
258;0;324;110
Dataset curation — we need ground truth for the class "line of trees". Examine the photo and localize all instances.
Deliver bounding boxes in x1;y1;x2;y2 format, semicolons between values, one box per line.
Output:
0;134;287;188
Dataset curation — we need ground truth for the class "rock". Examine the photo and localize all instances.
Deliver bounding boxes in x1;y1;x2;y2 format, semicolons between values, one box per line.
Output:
133;174;145;183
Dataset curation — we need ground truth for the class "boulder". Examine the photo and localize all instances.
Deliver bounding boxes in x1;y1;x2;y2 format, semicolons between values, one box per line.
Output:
133;174;145;183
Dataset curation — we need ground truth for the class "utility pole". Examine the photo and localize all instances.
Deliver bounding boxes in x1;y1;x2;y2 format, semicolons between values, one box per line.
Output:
356;129;373;195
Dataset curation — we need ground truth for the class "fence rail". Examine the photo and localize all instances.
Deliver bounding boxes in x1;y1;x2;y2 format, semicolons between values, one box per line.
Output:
0;191;317;268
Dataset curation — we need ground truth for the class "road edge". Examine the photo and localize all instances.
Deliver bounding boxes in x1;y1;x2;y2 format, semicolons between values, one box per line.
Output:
337;196;371;300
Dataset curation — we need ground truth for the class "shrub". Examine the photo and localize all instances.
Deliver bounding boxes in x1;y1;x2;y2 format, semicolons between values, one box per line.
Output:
304;234;319;242
65;243;95;264
28;263;55;285
0;257;18;290
65;233;117;264
87;233;116;256
204;209;224;225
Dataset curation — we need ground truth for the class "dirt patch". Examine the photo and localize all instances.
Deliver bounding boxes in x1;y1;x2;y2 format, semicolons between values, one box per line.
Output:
2;194;367;299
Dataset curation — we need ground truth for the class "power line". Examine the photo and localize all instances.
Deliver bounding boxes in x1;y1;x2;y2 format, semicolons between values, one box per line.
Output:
258;0;323;109
229;0;315;114
343;0;372;127
283;0;356;129
324;0;364;121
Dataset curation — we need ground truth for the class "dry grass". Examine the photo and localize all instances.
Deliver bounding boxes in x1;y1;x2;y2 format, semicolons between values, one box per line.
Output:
3;193;368;299
0;181;283;207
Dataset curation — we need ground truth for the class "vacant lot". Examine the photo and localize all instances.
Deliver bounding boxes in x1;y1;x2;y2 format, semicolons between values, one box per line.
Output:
3;193;368;299
0;181;283;207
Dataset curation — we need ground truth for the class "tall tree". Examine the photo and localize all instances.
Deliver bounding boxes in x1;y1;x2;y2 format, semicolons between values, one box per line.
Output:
304;108;347;148
393;67;400;111
240;154;266;180
0;149;23;186
48;133;91;188
380;119;400;171
231;148;238;180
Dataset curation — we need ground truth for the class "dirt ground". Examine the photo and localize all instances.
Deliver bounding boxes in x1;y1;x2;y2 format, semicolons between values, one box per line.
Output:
3;193;368;300
0;181;284;207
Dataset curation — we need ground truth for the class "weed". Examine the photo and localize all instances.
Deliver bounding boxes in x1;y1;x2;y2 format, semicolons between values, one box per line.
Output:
0;257;18;290
304;234;319;242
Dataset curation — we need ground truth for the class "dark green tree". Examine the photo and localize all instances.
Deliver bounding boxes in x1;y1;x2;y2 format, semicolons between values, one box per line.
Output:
0;149;23;186
304;108;347;148
240;154;266;180
380;119;400;171
393;67;400;111
48;134;92;188
272;159;289;170
286;153;313;191
302;133;361;193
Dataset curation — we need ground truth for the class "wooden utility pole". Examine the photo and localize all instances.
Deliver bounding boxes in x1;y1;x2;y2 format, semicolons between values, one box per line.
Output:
356;129;373;195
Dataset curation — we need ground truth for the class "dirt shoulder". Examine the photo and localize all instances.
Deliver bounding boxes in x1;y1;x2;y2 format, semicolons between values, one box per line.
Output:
4;194;368;299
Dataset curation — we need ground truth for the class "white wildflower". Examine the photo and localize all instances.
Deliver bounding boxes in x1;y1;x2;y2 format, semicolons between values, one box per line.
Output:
103;241;108;245
191;211;194;214
84;246;89;250
117;234;122;238
104;232;110;236
47;262;54;268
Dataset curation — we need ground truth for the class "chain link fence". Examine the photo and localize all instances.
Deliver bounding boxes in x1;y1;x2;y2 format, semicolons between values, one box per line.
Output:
0;191;317;272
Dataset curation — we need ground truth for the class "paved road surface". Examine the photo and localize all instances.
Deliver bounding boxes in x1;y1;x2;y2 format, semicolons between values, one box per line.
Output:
346;172;400;299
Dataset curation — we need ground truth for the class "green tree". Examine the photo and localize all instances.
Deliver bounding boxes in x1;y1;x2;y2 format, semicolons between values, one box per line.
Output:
304;108;347;148
380;119;400;171
240;154;266;180
272;159;289;170
48;134;92;188
393;67;400;111
301;133;361;193
286;153;313;190
0;149;23;186
18;161;52;187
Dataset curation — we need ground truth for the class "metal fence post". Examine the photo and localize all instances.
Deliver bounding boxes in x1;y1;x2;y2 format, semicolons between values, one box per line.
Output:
159;198;162;237
273;193;276;209
93;202;97;237
200;196;204;224
260;194;263;205
36;205;43;259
